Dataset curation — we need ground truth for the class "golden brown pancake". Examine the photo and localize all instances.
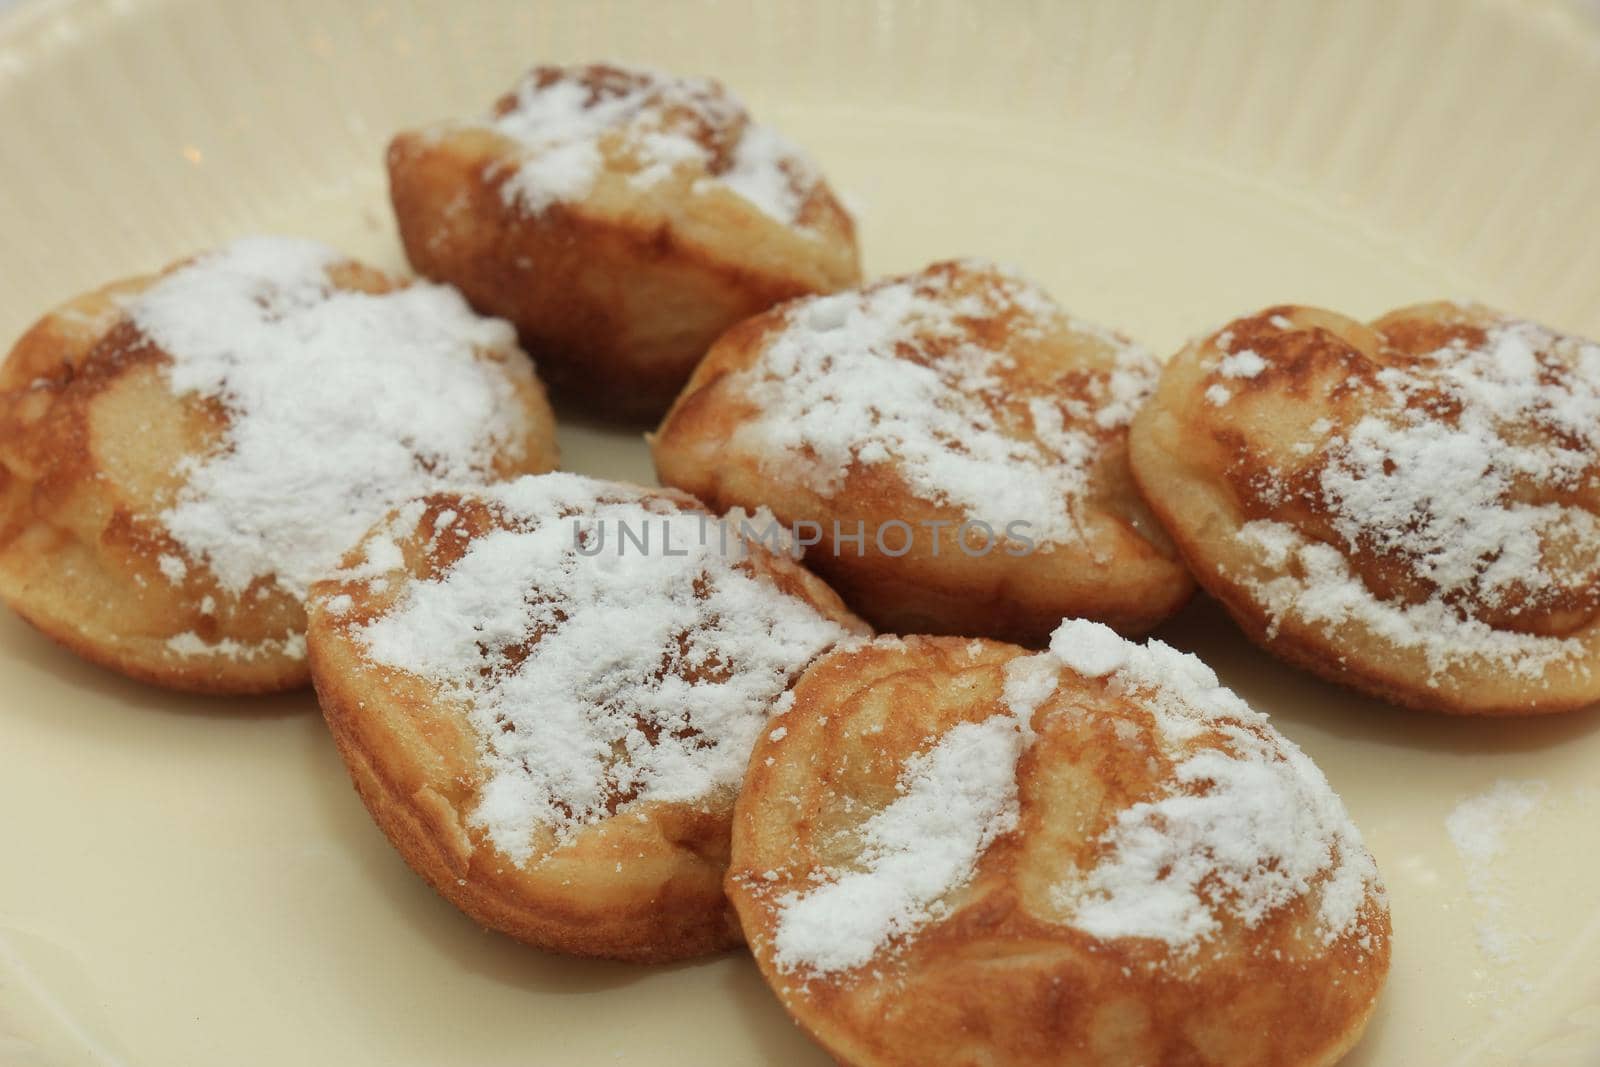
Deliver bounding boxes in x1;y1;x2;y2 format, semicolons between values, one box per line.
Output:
1129;302;1600;715
652;259;1192;645
388;63;861;420
729;622;1390;1067
306;473;867;962
0;237;557;694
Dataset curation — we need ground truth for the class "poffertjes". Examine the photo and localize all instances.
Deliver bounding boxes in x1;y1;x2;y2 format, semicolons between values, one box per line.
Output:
0;236;557;694
653;259;1192;644
306;473;867;963
388;63;861;420
1129;302;1600;715
728;622;1390;1067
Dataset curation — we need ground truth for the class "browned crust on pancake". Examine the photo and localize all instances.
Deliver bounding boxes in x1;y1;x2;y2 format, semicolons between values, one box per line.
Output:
387;66;861;423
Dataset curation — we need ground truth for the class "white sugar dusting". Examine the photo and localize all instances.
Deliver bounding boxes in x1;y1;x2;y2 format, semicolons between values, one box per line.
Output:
1234;521;1584;681
769;620;1381;974
1321;323;1600;611
770;705;1031;974
1446;779;1546;964
166;630;306;662
1044;620;1382;949
1222;315;1600;680
708;123;813;227
134;237;534;612
156;554;187;583
1217;349;1266;378
727;261;1157;546
485;65;821;227
351;474;851;866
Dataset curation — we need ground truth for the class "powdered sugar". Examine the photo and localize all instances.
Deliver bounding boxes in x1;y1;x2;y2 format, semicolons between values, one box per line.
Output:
1234;520;1585;681
156;554;187;583
1447;779;1546;964
485;64;822;227
1049;618;1130;678
770;706;1031;974
727;261;1157;546
1000;652;1061;719
1447;780;1546;867
351;473;851;866
708;122;813;227
1217;349;1266;378
135;237;535;611
1319;322;1600;611
1043;620;1382;949
1217;313;1600;679
166;629;307;662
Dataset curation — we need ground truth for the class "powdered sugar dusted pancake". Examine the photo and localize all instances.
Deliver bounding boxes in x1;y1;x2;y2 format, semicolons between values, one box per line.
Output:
1129;302;1600;714
306;473;866;962
0;237;557;693
388;63;860;419
653;259;1191;644
728;621;1389;1067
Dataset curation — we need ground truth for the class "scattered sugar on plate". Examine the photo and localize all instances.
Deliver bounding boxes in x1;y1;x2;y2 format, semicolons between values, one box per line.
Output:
1446;779;1547;965
133;236;534;609
727;261;1158;547
352;474;851;867
483;64;822;228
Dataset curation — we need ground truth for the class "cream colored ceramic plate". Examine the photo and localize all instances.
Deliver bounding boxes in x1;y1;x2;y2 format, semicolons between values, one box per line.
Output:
2;1;1599;1064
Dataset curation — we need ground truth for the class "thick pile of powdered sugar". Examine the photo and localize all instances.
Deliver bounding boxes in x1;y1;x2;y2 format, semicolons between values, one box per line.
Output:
484;65;820;227
352;474;851;866
728;262;1156;547
1217;314;1600;680
132;237;532;616
770;620;1380;974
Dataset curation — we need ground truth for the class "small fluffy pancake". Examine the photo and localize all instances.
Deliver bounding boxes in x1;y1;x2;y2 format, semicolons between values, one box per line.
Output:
729;622;1390;1067
0;237;557;694
388;63;861;420
306;473;866;962
653;259;1192;644
1129;303;1600;715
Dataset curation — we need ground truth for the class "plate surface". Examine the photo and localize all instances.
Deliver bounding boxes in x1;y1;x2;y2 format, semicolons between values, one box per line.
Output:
2;1;1599;1064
